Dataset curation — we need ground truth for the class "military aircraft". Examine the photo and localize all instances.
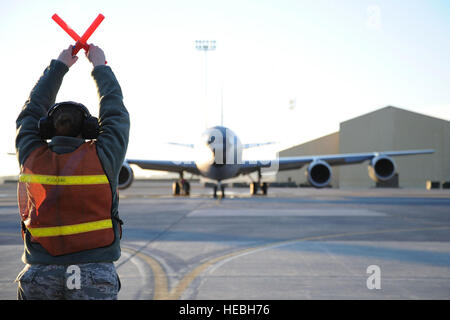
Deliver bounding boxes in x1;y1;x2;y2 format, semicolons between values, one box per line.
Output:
118;125;434;198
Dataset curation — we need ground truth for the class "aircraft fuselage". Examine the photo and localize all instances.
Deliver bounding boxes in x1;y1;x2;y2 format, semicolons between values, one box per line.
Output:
194;126;242;181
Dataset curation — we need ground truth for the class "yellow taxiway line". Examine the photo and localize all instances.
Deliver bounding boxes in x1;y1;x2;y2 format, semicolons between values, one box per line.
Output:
124;225;450;300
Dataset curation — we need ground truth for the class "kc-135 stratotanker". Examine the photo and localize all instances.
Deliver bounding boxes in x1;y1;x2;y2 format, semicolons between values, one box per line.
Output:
118;125;434;198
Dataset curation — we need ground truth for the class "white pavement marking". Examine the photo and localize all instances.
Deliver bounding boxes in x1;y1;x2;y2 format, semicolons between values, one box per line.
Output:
188;208;387;217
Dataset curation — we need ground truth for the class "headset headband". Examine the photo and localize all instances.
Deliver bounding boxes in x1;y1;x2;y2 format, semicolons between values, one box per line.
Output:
47;101;91;119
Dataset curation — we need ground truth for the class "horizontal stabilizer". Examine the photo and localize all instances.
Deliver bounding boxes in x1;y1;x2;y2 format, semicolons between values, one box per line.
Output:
167;142;195;149
242;142;276;149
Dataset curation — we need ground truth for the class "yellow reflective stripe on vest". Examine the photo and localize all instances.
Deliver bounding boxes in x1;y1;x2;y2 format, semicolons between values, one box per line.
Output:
19;174;109;185
27;219;113;237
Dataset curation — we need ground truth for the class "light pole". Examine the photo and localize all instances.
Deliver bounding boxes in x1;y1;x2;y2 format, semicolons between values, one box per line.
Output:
195;40;216;128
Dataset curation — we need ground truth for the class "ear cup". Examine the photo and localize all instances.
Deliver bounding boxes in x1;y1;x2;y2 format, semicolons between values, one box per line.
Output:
38;116;55;140
81;116;100;139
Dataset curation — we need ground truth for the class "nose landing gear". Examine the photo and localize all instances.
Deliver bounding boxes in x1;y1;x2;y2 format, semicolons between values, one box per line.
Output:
213;181;226;199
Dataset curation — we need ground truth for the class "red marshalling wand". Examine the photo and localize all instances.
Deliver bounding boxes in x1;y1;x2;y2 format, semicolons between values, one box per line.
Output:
52;13;107;63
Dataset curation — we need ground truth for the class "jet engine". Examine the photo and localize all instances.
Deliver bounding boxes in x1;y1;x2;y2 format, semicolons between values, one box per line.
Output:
368;155;396;182
306;160;332;188
118;162;134;190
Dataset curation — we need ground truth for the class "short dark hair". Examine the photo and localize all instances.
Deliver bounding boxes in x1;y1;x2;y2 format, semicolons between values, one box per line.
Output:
52;104;84;137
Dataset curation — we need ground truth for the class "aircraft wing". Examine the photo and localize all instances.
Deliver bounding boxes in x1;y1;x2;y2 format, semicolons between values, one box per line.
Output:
238;149;435;174
126;159;200;175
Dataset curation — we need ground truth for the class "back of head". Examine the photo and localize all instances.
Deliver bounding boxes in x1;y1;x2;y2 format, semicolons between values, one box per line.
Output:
52;104;84;137
39;101;99;140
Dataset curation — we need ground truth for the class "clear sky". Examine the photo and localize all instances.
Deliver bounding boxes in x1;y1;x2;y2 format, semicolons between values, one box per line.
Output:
1;0;449;177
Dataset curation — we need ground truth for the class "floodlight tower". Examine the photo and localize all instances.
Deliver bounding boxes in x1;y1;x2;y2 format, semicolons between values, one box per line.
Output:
195;40;216;128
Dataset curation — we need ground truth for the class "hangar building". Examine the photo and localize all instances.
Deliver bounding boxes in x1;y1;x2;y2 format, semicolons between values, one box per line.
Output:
275;106;450;188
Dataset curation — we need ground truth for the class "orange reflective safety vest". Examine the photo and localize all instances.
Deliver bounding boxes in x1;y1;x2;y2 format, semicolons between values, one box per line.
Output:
18;142;114;256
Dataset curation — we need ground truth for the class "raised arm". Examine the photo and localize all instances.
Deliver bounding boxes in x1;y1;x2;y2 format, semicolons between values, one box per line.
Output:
15;46;78;165
87;44;130;184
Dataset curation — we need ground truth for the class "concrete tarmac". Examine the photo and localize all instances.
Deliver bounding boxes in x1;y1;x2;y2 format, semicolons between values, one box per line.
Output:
1;180;449;300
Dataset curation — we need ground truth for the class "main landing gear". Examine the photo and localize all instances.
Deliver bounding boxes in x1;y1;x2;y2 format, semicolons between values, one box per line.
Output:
249;169;268;196
172;172;190;196
250;182;268;196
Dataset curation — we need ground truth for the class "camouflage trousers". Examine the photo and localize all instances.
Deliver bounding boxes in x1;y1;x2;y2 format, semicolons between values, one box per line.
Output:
16;262;120;300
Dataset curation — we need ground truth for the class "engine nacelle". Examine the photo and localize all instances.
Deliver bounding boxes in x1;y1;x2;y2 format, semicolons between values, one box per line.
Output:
306;160;332;188
368;155;396;182
118;162;134;190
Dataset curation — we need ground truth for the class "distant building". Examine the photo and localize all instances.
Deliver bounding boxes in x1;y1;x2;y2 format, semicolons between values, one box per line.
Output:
276;106;450;188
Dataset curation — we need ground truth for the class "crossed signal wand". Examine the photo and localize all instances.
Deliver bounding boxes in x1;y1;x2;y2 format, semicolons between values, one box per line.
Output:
52;13;107;64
